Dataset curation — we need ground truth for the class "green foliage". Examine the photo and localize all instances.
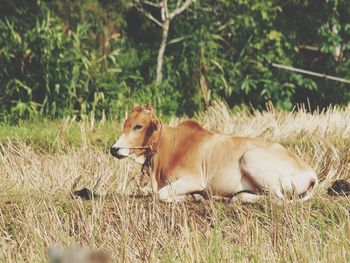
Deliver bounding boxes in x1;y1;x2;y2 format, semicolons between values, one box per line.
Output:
0;0;130;120
0;0;350;121
167;0;350;111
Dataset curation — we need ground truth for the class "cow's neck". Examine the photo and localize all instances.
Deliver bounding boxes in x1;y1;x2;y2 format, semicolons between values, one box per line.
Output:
151;124;177;189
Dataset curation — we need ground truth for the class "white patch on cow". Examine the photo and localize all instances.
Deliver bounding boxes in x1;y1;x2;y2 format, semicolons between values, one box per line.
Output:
118;148;130;157
134;155;146;164
113;134;130;157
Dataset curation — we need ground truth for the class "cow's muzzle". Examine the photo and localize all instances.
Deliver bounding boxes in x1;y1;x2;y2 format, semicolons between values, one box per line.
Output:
110;147;127;159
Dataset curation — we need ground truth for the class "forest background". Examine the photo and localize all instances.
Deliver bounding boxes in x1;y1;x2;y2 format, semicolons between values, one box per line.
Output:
1;0;350;122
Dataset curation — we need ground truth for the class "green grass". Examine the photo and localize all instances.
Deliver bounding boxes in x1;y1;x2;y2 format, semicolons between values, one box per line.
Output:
0;117;120;152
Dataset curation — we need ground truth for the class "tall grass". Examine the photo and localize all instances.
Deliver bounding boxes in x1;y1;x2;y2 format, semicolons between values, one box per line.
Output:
0;102;350;262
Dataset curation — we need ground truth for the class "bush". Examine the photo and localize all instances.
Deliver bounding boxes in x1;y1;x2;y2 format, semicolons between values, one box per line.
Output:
0;1;126;120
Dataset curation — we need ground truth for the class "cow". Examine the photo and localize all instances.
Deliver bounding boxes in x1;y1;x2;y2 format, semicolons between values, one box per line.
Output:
110;103;318;203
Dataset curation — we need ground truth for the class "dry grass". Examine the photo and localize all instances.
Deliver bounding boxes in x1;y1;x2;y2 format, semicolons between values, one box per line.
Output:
1;102;350;262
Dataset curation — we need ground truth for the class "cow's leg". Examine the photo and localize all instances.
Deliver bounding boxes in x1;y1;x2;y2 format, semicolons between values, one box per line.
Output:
239;145;317;201
240;157;291;201
231;192;263;203
158;177;204;203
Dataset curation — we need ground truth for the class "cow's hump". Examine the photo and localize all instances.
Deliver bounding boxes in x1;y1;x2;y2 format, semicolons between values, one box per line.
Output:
178;120;204;130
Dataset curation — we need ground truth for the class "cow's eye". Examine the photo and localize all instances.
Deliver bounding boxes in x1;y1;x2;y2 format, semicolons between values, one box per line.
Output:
133;124;143;131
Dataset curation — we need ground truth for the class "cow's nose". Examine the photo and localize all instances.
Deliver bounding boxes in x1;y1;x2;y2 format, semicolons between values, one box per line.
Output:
110;147;120;157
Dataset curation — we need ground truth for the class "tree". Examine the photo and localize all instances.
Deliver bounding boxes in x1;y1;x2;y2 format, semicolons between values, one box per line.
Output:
134;0;196;84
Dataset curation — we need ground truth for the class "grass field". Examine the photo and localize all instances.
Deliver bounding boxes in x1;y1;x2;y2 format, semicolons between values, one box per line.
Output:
1;102;350;262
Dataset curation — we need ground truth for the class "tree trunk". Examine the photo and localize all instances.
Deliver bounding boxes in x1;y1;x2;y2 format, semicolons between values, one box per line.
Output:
156;19;170;84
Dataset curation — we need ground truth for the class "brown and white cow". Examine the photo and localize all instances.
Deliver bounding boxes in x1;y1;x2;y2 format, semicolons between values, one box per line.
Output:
110;103;318;203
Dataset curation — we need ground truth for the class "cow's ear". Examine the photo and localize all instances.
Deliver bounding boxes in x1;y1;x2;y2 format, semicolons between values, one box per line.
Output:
145;102;154;112
132;103;142;112
150;118;159;131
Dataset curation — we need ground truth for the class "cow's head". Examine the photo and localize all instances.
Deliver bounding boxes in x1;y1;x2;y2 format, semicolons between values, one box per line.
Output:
110;103;161;164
